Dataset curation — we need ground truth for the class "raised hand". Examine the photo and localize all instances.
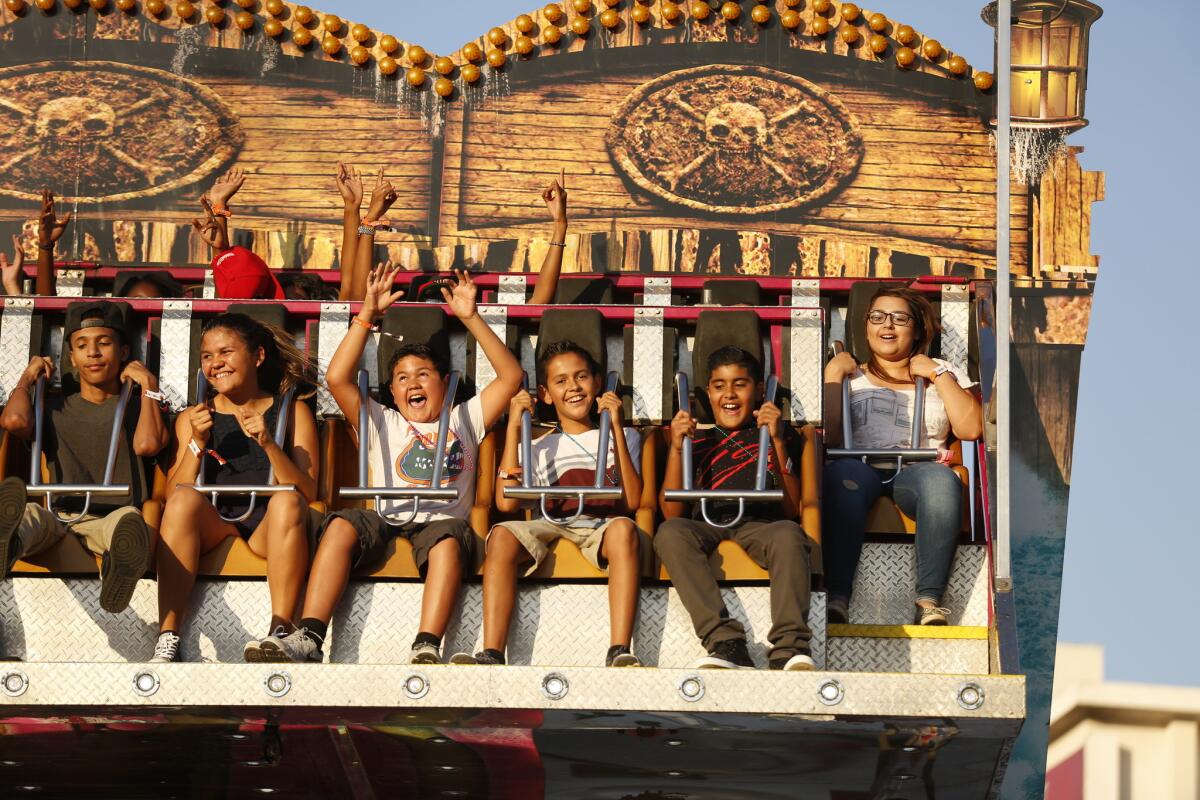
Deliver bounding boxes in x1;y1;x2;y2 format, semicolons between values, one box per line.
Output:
21;356;54;386
191;195;226;250
209;166;246;210
542;169;567;224
1;235;24;295
335;162;363;208
38;189;71;247
753;400;783;440
596;390;624;428
236;406;273;449
365;167;398;221
668;409;697;452
439;269;477;320
359;261;406;321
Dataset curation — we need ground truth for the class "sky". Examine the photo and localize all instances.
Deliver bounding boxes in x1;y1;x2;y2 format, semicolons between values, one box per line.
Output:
311;1;1199;686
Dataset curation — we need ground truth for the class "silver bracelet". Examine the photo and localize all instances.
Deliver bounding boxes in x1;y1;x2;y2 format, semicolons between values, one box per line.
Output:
547;241;566;248
357;225;376;236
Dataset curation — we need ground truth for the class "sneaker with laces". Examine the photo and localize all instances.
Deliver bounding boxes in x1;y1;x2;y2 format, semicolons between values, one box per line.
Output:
450;649;505;665
409;641;441;664
917;605;951;626
606;645;641;668
768;652;816;671
692;638;755;669
244;626;291;663
258;629;323;663
0;477;28;580
99;513;152;614
150;631;181;663
826;596;849;626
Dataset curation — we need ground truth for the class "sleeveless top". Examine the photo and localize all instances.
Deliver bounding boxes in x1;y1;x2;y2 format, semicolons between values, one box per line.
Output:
203;398;281;534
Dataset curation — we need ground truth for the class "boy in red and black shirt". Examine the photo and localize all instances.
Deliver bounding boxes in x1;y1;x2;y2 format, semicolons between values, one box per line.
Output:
656;346;814;671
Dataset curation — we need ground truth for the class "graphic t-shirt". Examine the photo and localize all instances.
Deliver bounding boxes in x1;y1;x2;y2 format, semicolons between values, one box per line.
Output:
847;359;976;453
689;425;802;524
521;426;641;523
364;395;486;524
45;392;151;514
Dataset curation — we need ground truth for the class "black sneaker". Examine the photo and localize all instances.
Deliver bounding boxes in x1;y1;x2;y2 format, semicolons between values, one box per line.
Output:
0;477;28;580
450;649;505;665
99;513;152;613
826;596;850;625
606;645;641;668
692;638;755;670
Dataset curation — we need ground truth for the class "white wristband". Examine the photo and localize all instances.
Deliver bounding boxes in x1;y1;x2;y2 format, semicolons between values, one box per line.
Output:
144;389;166;403
188;439;202;458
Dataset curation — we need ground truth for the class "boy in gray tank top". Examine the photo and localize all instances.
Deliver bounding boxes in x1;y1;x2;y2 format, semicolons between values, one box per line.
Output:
0;301;171;614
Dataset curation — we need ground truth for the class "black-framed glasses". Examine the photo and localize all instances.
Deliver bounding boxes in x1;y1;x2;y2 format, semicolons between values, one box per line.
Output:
867;310;914;327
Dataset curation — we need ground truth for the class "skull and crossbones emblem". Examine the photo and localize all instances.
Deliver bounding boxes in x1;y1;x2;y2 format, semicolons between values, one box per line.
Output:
607;65;864;215
0;61;245;204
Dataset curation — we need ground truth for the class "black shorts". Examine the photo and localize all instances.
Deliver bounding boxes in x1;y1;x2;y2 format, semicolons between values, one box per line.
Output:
317;509;482;577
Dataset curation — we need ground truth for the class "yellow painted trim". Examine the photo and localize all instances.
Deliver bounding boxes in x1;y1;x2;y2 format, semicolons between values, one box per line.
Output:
829;624;990;640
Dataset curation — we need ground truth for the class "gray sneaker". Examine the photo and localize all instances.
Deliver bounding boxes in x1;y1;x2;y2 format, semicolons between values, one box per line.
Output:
150;631;181;664
409;641;441;664
244;626;291;663
258;629;323;663
917;605;951;626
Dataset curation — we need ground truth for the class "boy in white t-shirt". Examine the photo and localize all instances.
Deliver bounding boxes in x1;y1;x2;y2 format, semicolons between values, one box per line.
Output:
251;264;522;665
453;341;648;667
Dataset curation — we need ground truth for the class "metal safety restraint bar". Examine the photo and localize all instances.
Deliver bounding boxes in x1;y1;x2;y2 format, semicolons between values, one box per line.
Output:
27;376;135;524
664;372;784;529
825;341;938;482
186;369;297;523
338;369;461;527
503;371;624;525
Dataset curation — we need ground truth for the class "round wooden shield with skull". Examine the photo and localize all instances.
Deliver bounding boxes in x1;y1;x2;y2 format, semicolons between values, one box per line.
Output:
606;65;864;215
0;61;244;204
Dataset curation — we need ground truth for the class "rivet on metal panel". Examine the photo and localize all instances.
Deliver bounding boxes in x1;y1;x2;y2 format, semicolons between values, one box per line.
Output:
677;674;705;703
498;274;528;305
643;277;672;306
817;678;844;706
2;669;29;697
790;278;819;308
541;672;570;701
132;670;161;698
956;681;985;710
263;671;292;698
402;672;430;700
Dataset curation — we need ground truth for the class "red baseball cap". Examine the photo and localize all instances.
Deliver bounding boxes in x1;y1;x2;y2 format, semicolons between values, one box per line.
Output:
212;247;285;300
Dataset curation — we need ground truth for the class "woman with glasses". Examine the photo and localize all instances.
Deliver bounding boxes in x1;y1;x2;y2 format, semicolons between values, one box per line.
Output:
821;286;983;626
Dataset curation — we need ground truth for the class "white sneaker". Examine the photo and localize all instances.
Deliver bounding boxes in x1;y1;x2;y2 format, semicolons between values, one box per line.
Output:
150;632;181;663
258;629;322;663
781;653;816;671
409;641;442;664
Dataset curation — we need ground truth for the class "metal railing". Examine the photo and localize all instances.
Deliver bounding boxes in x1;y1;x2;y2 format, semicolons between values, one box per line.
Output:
502;372;624;525
183;369;297;524
337;369;460;527
27;376;135;524
663;372;784;528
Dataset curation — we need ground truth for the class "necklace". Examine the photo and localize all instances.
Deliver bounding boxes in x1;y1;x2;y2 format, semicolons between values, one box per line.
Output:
560;429;600;466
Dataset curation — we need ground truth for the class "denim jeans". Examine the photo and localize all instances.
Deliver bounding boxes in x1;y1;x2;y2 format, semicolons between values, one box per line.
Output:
822;458;962;604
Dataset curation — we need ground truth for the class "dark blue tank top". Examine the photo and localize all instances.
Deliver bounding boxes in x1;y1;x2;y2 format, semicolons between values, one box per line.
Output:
203;398;280;535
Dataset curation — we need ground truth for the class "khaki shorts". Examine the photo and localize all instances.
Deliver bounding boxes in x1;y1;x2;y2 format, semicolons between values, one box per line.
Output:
489;517;643;577
17;503;143;558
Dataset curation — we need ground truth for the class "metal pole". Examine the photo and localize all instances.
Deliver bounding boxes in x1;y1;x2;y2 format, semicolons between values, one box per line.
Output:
100;380;136;485
675;372;694;492
995;0;1013;588
593;372;619;489
30;376;45;486
754;375;779;491
357;370;370;490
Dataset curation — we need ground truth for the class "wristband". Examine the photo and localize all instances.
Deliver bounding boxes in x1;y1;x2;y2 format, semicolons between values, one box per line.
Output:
357;225;377;236
189;438;227;466
547;241;566;248
351;317;376;332
187;439;202;458
38;243;54;251
143;389;166;403
498;469;519;481
361;218;393;232
209;204;232;218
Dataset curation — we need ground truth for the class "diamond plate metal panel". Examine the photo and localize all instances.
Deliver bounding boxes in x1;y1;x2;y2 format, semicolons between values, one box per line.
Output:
202;269;216;299
830;304;847;348
473;305;507;389
55;270;84;297
790;279;819;309
940;285;970;368
788;308;823;425
450;331;467;376
0;661;1024;719
497;274;527;305
0;297;33;406
158;300;193;411
631;307;664;423
317;303;349;418
827;636;989;674
643;277;672;306
1;578;827;671
850;544;988;626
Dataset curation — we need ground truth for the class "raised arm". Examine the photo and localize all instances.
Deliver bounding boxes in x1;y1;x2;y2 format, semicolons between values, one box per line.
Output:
658;410;696;520
0;357;54;440
350;168;398;301
36;189;71;297
442;270;522;430
328;262;406;427
192;195;229;255
1;235;25;296
597;390;642;511
335;162;363;300
527;170;569;306
120;361;171;457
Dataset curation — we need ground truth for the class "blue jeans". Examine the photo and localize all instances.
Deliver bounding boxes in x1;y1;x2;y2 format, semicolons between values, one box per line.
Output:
822;458;962;604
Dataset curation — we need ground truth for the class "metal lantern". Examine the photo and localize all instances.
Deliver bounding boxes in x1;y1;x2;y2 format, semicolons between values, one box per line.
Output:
983;1;1102;131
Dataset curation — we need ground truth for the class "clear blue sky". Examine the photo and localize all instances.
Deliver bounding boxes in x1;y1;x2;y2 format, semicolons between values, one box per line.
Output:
314;1;1198;686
